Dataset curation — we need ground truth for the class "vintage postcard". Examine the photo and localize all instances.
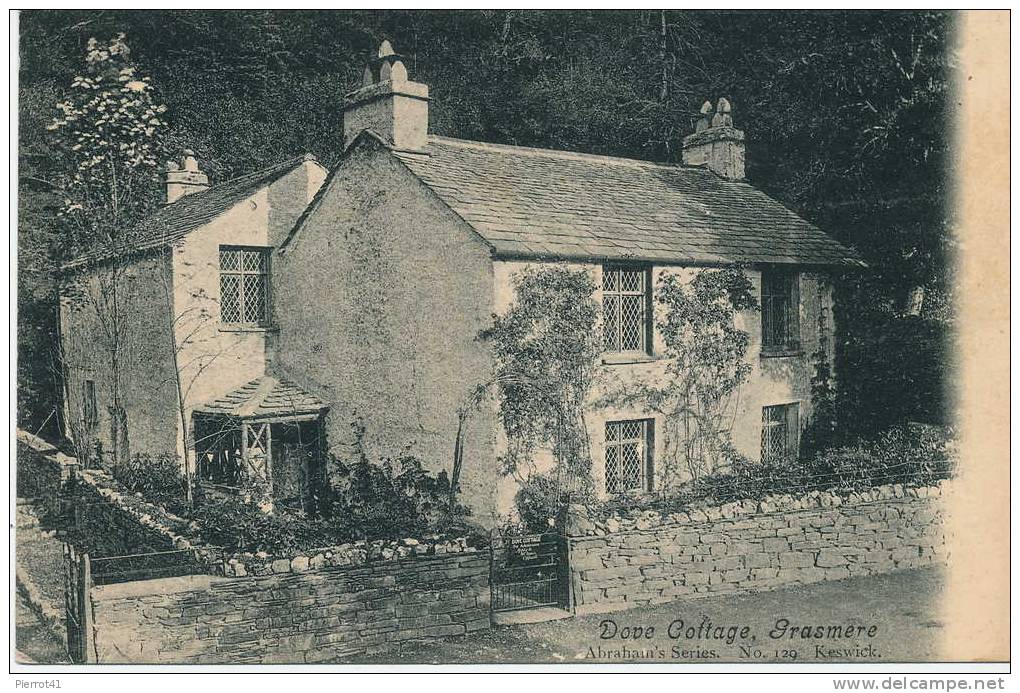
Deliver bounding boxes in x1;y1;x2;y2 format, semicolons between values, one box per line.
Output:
11;8;1010;675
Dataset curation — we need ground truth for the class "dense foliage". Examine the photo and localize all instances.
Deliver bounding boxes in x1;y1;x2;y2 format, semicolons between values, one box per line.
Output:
116;450;474;554
327;453;472;541
19;11;955;445
513;473;565;534
482;264;601;505
110;451;188;515
189;497;339;554
603;423;957;516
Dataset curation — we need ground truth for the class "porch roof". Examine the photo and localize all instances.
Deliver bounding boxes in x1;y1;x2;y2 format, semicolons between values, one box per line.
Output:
193;376;327;420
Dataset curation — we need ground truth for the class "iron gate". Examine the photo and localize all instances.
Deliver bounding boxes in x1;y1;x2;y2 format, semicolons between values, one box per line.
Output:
490;532;569;612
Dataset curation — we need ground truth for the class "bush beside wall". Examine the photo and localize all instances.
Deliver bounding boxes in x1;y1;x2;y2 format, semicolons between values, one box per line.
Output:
64;452;483;583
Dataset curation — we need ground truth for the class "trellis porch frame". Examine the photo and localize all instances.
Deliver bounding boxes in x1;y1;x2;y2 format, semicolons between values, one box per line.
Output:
192;376;328;512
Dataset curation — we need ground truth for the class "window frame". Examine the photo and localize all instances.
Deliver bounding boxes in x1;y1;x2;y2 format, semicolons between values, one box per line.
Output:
760;269;801;355
761;402;800;463
601;264;653;357
218;245;271;327
604;418;655;495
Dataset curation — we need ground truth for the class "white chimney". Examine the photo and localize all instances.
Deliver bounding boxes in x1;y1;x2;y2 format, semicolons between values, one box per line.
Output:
163;149;209;204
342;40;429;152
682;98;745;180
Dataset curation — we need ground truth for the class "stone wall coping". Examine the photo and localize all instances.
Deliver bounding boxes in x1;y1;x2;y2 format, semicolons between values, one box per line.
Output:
17;430;59;455
92;574;215;600
575;480;950;538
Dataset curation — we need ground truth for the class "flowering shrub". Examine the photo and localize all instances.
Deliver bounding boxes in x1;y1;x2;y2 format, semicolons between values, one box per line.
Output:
49;33;167;249
50;33;171;469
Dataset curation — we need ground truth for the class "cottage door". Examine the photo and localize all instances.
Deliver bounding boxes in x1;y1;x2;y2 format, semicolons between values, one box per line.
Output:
271;421;317;511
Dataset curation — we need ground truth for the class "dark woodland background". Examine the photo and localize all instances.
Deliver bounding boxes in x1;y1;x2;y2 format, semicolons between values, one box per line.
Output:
17;10;956;443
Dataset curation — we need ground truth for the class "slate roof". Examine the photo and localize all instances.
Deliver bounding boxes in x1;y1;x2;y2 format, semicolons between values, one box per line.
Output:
393;136;863;267
193;376;327;420
63;154;319;270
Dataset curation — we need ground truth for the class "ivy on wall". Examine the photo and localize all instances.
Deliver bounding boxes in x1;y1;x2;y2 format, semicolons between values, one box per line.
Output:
481;265;601;526
600;268;759;491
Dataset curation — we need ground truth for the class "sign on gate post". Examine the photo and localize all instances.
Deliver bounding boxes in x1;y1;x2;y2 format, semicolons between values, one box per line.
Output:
490;532;569;613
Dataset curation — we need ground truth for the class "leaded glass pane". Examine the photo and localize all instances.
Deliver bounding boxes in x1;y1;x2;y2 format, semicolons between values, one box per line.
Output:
603;265;649;354
243;274;266;323
242;249;265;272
605;446;620;493
220;274;241;323
603;268;619;292
621;269;643;293
220;248;240;271
761;271;796;348
620;442;641;488
761;405;789;463
605;419;652;494
603;295;619;351
621;295;643;351
219;246;270;325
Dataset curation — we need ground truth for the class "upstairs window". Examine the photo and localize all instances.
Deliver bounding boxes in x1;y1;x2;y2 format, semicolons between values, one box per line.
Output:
605;419;654;494
761;270;800;353
603;265;651;354
220;246;269;326
761;403;799;463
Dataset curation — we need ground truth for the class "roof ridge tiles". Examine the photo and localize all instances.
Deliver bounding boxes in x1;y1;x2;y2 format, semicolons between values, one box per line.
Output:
171;153;315;201
424;135;708;172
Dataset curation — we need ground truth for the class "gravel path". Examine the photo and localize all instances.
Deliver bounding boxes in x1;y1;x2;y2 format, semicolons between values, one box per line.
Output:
15;500;68;654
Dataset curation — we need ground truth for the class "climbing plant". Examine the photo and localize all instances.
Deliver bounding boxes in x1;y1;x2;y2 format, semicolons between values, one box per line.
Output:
600;268;758;490
481;264;601;513
801;278;839;458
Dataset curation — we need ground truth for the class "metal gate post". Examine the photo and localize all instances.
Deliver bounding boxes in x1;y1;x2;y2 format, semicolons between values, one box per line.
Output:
562;534;575;613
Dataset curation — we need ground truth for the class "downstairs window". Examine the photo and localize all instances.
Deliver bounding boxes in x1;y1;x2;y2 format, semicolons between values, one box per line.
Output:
761;403;800;463
605;419;654;494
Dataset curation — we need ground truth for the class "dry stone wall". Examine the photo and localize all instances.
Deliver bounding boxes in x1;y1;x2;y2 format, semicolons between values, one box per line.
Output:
568;484;947;614
16;432;78;515
89;548;490;663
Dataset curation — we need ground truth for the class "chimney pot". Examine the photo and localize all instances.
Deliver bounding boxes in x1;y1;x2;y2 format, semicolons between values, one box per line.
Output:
682;98;745;180
343;40;430;152
163;149;209;204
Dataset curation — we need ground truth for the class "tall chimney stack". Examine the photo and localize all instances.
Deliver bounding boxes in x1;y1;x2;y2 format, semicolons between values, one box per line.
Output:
343;40;430;152
681;98;745;180
163;149;209;204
